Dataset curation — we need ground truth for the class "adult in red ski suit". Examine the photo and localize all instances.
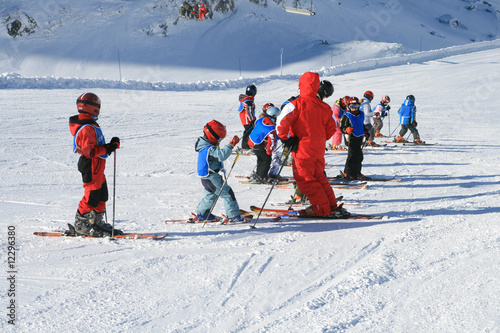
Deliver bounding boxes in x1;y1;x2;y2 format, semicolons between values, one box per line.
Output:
277;72;340;216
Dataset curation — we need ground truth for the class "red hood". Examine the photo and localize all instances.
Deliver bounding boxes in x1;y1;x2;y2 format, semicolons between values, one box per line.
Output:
298;72;320;98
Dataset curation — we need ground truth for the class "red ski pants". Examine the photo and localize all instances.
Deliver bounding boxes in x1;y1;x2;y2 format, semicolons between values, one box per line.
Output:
292;156;338;216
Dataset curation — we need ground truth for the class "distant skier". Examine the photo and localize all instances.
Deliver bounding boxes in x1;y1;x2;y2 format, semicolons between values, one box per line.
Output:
198;3;208;20
237;84;257;151
190;3;199;19
195;120;249;222
69;93;122;237
373;95;390;137
396;95;424;144
180;2;192;17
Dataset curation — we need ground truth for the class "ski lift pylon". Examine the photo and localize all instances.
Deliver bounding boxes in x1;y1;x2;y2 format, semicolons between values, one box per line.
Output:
283;0;315;16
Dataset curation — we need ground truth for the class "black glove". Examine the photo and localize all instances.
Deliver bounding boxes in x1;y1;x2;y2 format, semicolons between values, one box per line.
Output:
382;112;388;117
412;121;418;128
386;105;391;111
105;137;120;155
282;136;299;151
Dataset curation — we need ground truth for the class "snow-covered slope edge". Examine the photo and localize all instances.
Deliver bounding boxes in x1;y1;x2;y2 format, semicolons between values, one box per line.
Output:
2;38;499;91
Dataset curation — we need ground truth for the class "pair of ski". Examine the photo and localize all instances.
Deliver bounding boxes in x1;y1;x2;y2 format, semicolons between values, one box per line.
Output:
164;210;281;225
385;140;437;146
250;206;386;220
279;175;402;183
237;175;368;188
33;224;168;240
275;182;368;190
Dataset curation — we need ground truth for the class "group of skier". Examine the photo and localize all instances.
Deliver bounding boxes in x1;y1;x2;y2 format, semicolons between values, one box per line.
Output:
179;2;209;20
225;72;423;217
69;72;422;236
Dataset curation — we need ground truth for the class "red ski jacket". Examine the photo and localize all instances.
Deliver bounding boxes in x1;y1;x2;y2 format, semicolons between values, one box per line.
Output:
277;72;336;160
69;113;108;188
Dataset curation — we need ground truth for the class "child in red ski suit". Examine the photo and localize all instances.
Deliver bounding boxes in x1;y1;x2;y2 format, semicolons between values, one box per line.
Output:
69;93;121;236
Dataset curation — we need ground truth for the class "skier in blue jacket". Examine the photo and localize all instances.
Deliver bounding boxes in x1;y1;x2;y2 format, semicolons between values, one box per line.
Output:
395;95;424;144
340;97;371;181
248;105;281;183
195;120;249;223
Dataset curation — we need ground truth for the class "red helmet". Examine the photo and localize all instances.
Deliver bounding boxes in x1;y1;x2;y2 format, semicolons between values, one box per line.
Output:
77;93;101;117
363;90;374;101
204;120;227;143
262;103;275;112
381;95;390;104
347;97;360;110
340;95;350;109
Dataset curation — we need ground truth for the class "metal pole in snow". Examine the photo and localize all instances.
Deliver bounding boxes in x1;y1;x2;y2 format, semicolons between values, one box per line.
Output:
280;48;283;76
117;50;122;81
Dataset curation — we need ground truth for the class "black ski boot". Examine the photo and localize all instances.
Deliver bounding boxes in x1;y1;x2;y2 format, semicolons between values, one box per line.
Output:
74;210;111;237
93;211;123;235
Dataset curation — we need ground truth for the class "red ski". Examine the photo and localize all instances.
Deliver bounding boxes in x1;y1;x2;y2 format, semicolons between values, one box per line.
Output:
250;206;386;220
34;231;167;240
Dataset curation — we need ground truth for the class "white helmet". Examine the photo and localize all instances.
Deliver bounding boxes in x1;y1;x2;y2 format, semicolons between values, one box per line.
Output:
266;106;281;122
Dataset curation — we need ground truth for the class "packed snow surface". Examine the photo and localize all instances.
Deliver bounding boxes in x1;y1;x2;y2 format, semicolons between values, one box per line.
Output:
1;46;499;332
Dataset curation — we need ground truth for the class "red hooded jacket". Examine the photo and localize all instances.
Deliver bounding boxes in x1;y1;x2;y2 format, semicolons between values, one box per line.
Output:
277;72;336;159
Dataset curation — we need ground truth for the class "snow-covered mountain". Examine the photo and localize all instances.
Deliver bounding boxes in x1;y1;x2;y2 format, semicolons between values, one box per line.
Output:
1;0;499;83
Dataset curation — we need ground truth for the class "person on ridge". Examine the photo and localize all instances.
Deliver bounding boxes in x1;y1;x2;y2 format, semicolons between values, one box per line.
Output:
190;3;199;19
195;120;249;223
248;104;281;183
277;73;348;217
340;97;370;181
373;95;391;138
198;3;208;20
237;84;257;151
69;92;122;237
396;95;424;144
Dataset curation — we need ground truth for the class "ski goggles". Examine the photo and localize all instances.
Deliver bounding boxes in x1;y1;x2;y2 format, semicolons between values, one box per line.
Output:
348;104;360;110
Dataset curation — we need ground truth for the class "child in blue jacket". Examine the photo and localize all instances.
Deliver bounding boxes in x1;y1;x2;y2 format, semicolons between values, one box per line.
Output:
195;120;249;222
395;95;424;144
340;97;370;180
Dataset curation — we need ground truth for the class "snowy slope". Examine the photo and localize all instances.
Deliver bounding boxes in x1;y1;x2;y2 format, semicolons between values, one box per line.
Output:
1;0;500;82
1;47;500;332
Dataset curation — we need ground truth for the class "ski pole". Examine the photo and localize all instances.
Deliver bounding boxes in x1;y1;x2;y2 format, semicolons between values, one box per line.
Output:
203;153;240;227
111;150;117;238
389;123;400;137
287;186;302;210
251;146;293;229
388;111;391;137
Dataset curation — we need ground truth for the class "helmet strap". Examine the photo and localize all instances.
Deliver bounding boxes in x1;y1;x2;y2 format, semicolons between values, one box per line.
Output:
77;99;100;108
